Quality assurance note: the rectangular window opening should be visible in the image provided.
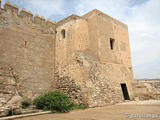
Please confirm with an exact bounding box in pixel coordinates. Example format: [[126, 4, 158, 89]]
[[110, 38, 115, 50]]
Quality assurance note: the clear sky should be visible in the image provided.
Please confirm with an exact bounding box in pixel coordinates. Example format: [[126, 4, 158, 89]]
[[1, 0, 160, 79]]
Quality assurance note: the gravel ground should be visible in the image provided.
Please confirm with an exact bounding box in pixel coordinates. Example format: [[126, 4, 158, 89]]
[[117, 100, 160, 105], [17, 101, 160, 120]]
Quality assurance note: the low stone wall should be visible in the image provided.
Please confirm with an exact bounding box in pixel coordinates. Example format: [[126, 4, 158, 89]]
[[133, 80, 160, 100]]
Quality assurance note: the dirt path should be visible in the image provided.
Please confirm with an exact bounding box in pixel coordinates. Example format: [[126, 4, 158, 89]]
[[17, 104, 160, 120]]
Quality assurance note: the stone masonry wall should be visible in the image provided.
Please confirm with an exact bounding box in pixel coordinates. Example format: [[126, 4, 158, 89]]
[[0, 2, 56, 107], [0, 65, 23, 108]]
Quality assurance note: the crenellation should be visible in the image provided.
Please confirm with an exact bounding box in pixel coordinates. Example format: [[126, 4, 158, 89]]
[[20, 8, 33, 21], [35, 13, 40, 17], [4, 2, 19, 16], [47, 18, 52, 22], [0, 1, 57, 32], [33, 15, 45, 25], [46, 19, 56, 28], [41, 16, 45, 21], [5, 0, 11, 5], [52, 20, 56, 24]]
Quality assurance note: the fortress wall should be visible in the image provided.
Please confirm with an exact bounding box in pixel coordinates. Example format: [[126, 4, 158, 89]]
[[0, 2, 56, 101], [56, 20, 73, 66], [85, 12, 122, 63], [55, 18, 89, 66], [84, 14, 99, 59], [91, 13, 131, 65], [96, 14, 118, 63], [112, 22, 132, 67], [72, 19, 89, 51], [83, 9, 129, 65]]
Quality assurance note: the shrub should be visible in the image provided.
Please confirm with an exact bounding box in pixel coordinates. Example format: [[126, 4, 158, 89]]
[[33, 91, 74, 113], [77, 104, 88, 109], [21, 101, 30, 109], [72, 104, 88, 110]]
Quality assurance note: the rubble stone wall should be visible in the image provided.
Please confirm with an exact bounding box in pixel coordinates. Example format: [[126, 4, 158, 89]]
[[133, 80, 160, 100]]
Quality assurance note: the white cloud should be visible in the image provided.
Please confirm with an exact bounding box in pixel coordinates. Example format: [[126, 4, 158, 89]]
[[26, 0, 66, 18], [127, 0, 160, 79], [75, 0, 130, 21]]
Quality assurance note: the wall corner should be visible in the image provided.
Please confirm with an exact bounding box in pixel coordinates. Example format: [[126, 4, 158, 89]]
[[0, 0, 1, 8]]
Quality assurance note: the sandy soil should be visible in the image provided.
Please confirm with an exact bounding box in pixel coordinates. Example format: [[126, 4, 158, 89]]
[[17, 101, 160, 120]]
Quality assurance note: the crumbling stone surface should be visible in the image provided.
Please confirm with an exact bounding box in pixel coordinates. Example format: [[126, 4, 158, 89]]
[[8, 95, 23, 106], [0, 105, 23, 117], [0, 107, 10, 117], [56, 75, 84, 105], [0, 10, 11, 27], [55, 51, 128, 107], [0, 66, 15, 107], [0, 65, 23, 110]]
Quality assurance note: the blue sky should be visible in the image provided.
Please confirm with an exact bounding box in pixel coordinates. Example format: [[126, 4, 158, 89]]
[[1, 0, 160, 79]]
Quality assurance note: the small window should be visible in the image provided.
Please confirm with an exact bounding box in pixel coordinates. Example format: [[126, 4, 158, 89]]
[[61, 29, 65, 39], [110, 38, 115, 50], [25, 41, 27, 48]]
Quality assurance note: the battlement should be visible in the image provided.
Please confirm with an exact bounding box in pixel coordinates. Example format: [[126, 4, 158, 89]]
[[4, 1, 19, 16], [20, 8, 33, 20], [33, 14, 45, 25], [0, 1, 56, 33]]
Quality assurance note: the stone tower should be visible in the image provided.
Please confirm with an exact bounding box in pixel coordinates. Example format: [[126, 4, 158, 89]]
[[55, 9, 134, 106]]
